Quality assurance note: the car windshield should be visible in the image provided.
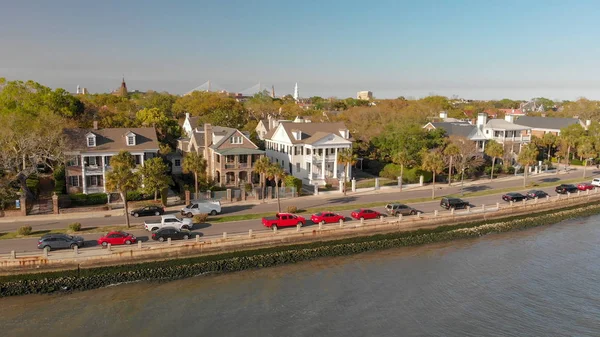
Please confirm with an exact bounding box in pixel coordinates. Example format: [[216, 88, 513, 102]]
[[314, 212, 323, 216], [353, 209, 361, 213], [185, 203, 193, 208]]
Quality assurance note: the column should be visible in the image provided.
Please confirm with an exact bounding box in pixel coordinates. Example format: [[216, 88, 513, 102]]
[[333, 148, 338, 178], [102, 155, 107, 193], [309, 159, 314, 180], [321, 149, 326, 179], [247, 154, 252, 170], [81, 155, 87, 194]]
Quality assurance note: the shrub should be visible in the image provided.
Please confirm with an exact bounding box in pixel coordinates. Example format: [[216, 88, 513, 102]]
[[160, 188, 168, 207], [69, 193, 107, 206], [570, 159, 584, 166], [244, 183, 253, 193], [379, 163, 402, 180], [17, 226, 32, 236], [68, 222, 82, 232], [506, 167, 515, 174], [126, 191, 144, 201], [404, 167, 432, 184], [543, 160, 554, 169], [287, 206, 298, 213], [193, 213, 209, 223], [484, 166, 501, 176], [324, 183, 332, 189], [284, 176, 302, 194]]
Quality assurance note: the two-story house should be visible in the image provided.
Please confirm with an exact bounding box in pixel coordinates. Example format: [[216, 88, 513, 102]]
[[264, 121, 353, 186], [63, 122, 160, 194], [255, 115, 293, 140], [178, 116, 265, 187], [512, 116, 585, 137]]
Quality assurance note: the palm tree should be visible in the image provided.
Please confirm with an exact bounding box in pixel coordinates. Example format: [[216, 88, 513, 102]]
[[443, 143, 460, 186], [421, 149, 445, 199], [541, 133, 557, 161], [484, 140, 504, 181], [392, 149, 412, 191], [105, 151, 140, 229], [266, 163, 286, 213], [254, 156, 271, 201], [577, 137, 597, 178], [517, 143, 539, 187], [182, 152, 207, 199], [337, 148, 357, 195]]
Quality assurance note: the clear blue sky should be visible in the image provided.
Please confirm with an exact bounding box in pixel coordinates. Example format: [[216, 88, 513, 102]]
[[2, 0, 600, 100]]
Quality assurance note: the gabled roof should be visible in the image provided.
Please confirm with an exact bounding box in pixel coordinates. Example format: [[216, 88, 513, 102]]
[[64, 127, 159, 153], [485, 119, 530, 131], [265, 121, 351, 144], [429, 122, 475, 138], [210, 126, 239, 149], [188, 116, 199, 128], [258, 119, 269, 131], [514, 116, 580, 131]]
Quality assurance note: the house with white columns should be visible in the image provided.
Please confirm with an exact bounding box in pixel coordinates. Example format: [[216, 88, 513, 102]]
[[63, 123, 160, 194], [264, 120, 353, 186]]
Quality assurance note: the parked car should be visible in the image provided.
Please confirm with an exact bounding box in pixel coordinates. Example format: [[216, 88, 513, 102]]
[[385, 203, 417, 216], [97, 231, 137, 247], [262, 213, 306, 229], [592, 178, 600, 188], [526, 190, 549, 199], [440, 197, 469, 210], [555, 184, 578, 194], [350, 209, 381, 220], [130, 205, 164, 217], [151, 227, 191, 242], [311, 212, 344, 224], [181, 200, 221, 217], [144, 214, 193, 231], [502, 192, 527, 202], [37, 234, 84, 251], [577, 182, 594, 191]]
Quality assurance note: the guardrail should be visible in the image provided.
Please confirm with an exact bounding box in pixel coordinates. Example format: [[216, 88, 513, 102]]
[[2, 188, 599, 268]]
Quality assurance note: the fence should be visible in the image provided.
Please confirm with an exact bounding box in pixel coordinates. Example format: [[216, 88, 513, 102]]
[[3, 188, 599, 268]]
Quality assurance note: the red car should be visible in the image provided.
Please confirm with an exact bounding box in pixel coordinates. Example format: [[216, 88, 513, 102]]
[[311, 212, 344, 224], [577, 183, 594, 191], [97, 231, 137, 247], [261, 213, 306, 229], [350, 209, 381, 220]]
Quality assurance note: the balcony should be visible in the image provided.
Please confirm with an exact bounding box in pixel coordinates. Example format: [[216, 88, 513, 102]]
[[312, 155, 336, 163], [223, 163, 252, 170], [492, 135, 531, 143], [84, 165, 103, 174]]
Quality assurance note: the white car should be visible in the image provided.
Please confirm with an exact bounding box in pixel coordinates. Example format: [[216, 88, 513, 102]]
[[592, 178, 600, 187], [144, 215, 193, 231], [181, 200, 221, 217]]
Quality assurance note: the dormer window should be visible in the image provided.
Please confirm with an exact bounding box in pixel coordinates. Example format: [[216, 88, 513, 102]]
[[125, 132, 136, 146], [339, 129, 349, 139], [230, 136, 242, 144], [292, 130, 302, 140], [86, 134, 96, 147]]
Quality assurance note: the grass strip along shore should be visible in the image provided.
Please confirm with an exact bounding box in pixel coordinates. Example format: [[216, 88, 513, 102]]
[[1, 201, 599, 297]]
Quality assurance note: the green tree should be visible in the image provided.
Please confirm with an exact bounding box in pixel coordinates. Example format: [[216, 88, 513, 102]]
[[540, 133, 557, 160], [559, 124, 584, 168], [421, 149, 445, 199], [517, 144, 539, 187], [266, 163, 286, 213], [105, 151, 140, 228], [139, 157, 173, 201], [443, 143, 460, 185], [577, 137, 597, 178], [182, 152, 207, 197], [392, 149, 413, 191], [254, 156, 272, 201], [337, 148, 357, 195], [484, 140, 504, 181]]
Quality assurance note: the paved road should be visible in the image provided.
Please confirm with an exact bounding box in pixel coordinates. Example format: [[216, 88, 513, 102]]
[[0, 169, 595, 255]]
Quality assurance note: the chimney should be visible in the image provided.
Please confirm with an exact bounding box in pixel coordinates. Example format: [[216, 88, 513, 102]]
[[186, 112, 190, 120], [93, 121, 98, 130], [586, 120, 591, 130], [204, 123, 212, 175], [439, 111, 448, 119], [476, 113, 487, 127], [504, 115, 514, 123]]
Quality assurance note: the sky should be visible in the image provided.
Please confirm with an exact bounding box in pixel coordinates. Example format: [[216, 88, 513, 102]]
[[2, 0, 600, 100]]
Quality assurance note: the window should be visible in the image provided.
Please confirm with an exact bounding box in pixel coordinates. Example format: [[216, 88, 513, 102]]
[[296, 163, 300, 173], [127, 135, 136, 146], [174, 159, 181, 167], [87, 136, 96, 147], [67, 156, 79, 167], [69, 176, 79, 187], [230, 136, 242, 144], [87, 156, 97, 166], [135, 156, 141, 165]]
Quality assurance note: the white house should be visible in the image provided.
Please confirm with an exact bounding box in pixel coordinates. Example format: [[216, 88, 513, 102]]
[[255, 115, 292, 140], [264, 121, 353, 186]]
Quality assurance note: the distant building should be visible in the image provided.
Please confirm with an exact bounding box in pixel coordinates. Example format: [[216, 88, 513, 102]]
[[357, 91, 373, 100], [112, 78, 128, 97]]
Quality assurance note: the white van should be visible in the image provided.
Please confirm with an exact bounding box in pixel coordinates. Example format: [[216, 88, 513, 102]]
[[181, 200, 221, 217], [592, 178, 600, 187]]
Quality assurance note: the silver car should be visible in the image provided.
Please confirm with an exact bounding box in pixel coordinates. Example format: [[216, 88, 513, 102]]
[[37, 234, 84, 251]]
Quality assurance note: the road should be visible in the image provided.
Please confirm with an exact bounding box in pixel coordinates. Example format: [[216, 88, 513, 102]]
[[0, 169, 595, 254]]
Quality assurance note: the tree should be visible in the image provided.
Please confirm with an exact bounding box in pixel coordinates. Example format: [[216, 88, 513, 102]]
[[139, 157, 173, 201], [421, 149, 445, 199], [540, 133, 557, 161], [105, 151, 140, 228], [577, 137, 597, 178], [559, 124, 584, 169], [443, 143, 460, 185], [450, 136, 485, 191], [484, 140, 504, 181], [337, 148, 357, 195], [182, 152, 207, 198], [517, 144, 539, 187], [254, 156, 272, 201], [392, 149, 413, 191], [266, 163, 286, 213]]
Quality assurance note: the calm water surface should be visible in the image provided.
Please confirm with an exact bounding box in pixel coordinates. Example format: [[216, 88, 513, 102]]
[[1, 216, 600, 337]]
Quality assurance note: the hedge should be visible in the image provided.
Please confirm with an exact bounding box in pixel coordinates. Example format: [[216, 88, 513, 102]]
[[53, 166, 66, 194], [2, 202, 600, 297], [69, 193, 107, 206], [26, 175, 40, 198]]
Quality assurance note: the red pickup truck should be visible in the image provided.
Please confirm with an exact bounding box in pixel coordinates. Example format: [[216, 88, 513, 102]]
[[262, 213, 306, 229]]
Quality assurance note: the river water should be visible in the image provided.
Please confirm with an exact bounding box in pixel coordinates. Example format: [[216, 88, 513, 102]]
[[1, 215, 600, 337]]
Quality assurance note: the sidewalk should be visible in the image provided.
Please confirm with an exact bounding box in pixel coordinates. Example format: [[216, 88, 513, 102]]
[[0, 168, 583, 224]]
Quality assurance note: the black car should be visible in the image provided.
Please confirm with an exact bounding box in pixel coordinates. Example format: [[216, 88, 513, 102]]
[[555, 184, 578, 194], [131, 205, 165, 217], [526, 190, 549, 199], [151, 227, 191, 242], [502, 192, 527, 202], [440, 197, 469, 210], [37, 234, 84, 251]]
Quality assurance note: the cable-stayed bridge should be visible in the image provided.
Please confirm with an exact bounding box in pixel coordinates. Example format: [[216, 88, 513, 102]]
[[185, 81, 274, 96]]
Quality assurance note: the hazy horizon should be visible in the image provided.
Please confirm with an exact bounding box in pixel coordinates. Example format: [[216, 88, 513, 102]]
[[2, 0, 600, 100]]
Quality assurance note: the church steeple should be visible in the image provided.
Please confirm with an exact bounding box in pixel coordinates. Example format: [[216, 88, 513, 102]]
[[116, 76, 128, 97]]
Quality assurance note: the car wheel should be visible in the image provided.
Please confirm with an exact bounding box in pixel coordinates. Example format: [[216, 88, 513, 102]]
[[125, 240, 131, 245], [151, 227, 159, 231], [210, 210, 217, 216], [320, 220, 325, 225], [272, 224, 278, 230], [43, 245, 51, 251], [101, 242, 108, 247], [133, 213, 139, 217], [410, 210, 416, 215], [183, 235, 189, 240], [182, 225, 190, 230], [155, 211, 160, 216], [70, 244, 77, 249], [158, 237, 165, 242], [298, 222, 303, 227], [186, 212, 193, 218]]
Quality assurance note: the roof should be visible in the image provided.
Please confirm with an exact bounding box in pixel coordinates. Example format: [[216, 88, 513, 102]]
[[188, 116, 199, 128], [264, 121, 351, 144], [191, 131, 205, 147], [514, 116, 580, 131], [64, 127, 159, 153], [429, 122, 475, 138], [210, 126, 240, 149], [213, 148, 265, 155], [259, 119, 269, 131], [499, 108, 524, 115], [485, 119, 530, 131]]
